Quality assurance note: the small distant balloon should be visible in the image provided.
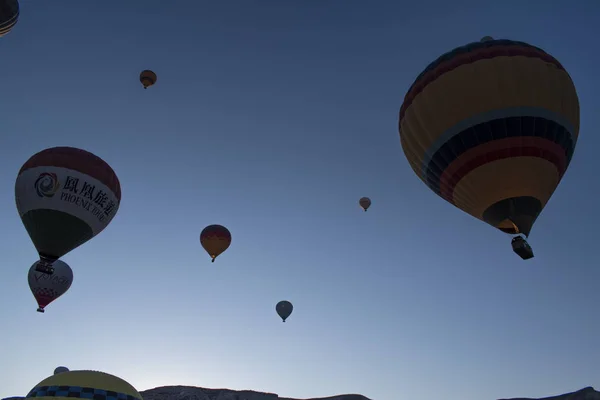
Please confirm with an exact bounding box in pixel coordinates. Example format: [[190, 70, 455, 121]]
[[480, 35, 494, 42], [359, 197, 371, 212], [140, 70, 157, 89], [200, 224, 231, 262], [54, 366, 69, 375], [276, 300, 293, 322], [28, 260, 73, 313]]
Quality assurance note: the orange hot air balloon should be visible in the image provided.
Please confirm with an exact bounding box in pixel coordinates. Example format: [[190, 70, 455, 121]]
[[200, 224, 231, 262], [15, 147, 121, 273], [139, 70, 157, 89], [359, 197, 371, 211]]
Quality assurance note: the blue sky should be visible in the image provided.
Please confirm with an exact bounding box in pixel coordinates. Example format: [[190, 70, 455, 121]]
[[1, 1, 599, 399]]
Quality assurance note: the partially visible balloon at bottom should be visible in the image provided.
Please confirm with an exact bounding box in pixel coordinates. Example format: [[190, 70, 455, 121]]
[[26, 370, 143, 400]]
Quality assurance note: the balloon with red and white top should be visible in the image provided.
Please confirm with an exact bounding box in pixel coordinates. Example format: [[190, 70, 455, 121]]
[[15, 147, 121, 265]]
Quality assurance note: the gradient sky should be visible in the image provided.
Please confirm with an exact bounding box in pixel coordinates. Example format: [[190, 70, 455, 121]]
[[1, 1, 600, 400]]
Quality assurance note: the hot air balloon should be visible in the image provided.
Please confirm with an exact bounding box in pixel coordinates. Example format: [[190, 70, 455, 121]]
[[399, 36, 579, 260], [359, 197, 371, 212], [200, 224, 231, 262], [0, 0, 19, 38], [26, 370, 143, 400], [28, 259, 73, 313], [53, 366, 69, 375], [15, 147, 121, 273], [276, 300, 293, 322], [140, 70, 157, 89]]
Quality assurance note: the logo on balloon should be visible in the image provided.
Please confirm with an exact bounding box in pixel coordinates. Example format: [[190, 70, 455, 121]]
[[34, 173, 60, 198]]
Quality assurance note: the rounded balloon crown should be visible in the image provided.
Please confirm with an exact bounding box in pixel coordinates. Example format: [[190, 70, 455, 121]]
[[276, 300, 293, 308], [399, 36, 568, 121], [200, 224, 232, 242], [18, 146, 122, 201], [201, 224, 231, 234], [140, 69, 157, 79], [54, 366, 69, 374]]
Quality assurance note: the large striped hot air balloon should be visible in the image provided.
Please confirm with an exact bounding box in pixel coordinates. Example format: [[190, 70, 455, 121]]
[[15, 147, 121, 273], [399, 36, 579, 259], [200, 224, 231, 262], [26, 370, 142, 400], [0, 0, 19, 37]]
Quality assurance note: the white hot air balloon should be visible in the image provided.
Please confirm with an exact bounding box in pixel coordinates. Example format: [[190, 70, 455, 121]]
[[28, 260, 73, 313]]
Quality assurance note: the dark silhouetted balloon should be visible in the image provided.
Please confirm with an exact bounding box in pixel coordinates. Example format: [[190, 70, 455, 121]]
[[276, 300, 293, 322], [200, 224, 231, 262], [359, 197, 371, 212], [140, 70, 157, 89]]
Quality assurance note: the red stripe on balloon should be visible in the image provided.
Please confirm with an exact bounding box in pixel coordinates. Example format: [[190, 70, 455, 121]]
[[440, 139, 567, 202], [19, 147, 121, 200], [399, 44, 564, 122]]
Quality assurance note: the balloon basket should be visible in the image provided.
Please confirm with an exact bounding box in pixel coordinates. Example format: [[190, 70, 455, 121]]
[[35, 264, 54, 275], [511, 236, 534, 260]]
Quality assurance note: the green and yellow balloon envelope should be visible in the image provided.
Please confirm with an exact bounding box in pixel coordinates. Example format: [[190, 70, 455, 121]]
[[26, 370, 142, 400]]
